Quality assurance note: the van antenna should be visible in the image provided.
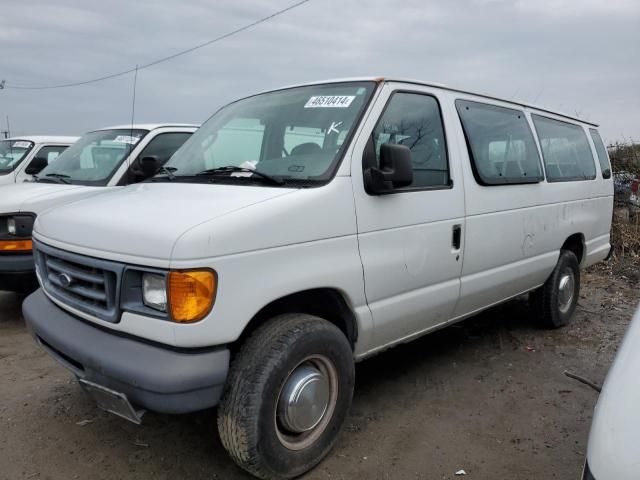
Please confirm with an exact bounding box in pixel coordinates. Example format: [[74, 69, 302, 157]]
[[127, 65, 139, 186]]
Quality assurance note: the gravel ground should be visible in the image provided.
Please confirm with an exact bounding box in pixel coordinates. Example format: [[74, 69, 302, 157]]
[[1, 269, 638, 480]]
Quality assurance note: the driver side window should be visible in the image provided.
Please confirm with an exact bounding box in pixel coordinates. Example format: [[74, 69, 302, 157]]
[[371, 92, 450, 189]]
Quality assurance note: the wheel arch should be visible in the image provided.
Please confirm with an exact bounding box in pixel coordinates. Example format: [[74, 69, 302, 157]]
[[561, 233, 586, 266], [234, 288, 359, 352]]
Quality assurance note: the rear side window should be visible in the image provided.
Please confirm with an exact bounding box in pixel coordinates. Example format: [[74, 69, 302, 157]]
[[456, 100, 543, 185], [532, 115, 596, 182], [589, 128, 612, 179], [371, 92, 449, 189]]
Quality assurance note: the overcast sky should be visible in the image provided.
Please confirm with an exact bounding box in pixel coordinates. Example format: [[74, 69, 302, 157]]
[[1, 0, 638, 144]]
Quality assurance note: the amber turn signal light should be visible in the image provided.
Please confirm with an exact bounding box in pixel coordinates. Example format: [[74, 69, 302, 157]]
[[0, 239, 33, 252], [168, 270, 216, 322]]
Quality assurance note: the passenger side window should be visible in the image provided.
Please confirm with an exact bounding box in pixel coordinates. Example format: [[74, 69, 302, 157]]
[[137, 132, 193, 167], [456, 100, 543, 185], [589, 128, 612, 179], [29, 145, 68, 168], [371, 92, 449, 189], [532, 115, 596, 182]]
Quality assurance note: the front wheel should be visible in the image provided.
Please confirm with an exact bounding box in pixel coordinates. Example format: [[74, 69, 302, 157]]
[[217, 314, 354, 480], [530, 250, 580, 328]]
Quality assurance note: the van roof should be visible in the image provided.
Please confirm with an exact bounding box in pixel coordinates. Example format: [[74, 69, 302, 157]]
[[5, 135, 79, 144], [95, 123, 199, 132], [275, 77, 599, 127]]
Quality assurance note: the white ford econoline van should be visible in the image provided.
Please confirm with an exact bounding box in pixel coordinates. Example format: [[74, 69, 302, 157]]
[[0, 124, 197, 292], [23, 78, 613, 479], [0, 136, 78, 184]]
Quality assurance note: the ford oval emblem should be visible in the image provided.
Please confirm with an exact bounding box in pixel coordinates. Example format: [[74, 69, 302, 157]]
[[58, 273, 73, 288]]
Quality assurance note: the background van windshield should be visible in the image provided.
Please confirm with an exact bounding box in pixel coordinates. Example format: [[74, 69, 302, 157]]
[[0, 140, 34, 174], [38, 129, 148, 186], [166, 82, 375, 184]]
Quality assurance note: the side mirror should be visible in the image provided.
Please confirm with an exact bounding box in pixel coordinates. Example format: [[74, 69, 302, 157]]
[[363, 143, 413, 194], [138, 155, 160, 178], [24, 157, 48, 175], [602, 168, 611, 180]]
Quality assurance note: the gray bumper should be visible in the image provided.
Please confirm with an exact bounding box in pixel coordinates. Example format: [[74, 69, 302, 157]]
[[23, 289, 230, 414], [0, 253, 36, 291]]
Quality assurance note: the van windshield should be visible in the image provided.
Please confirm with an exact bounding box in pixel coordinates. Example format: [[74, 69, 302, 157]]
[[165, 82, 376, 186], [0, 140, 34, 174], [37, 129, 148, 186]]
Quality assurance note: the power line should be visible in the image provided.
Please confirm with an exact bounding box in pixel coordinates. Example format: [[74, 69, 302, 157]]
[[3, 0, 312, 90]]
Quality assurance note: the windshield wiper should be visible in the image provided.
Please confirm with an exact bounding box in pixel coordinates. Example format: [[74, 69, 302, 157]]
[[154, 166, 177, 180], [195, 166, 285, 186], [36, 173, 72, 184]]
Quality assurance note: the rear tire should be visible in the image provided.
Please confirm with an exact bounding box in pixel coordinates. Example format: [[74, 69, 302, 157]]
[[217, 314, 354, 480], [530, 250, 580, 328]]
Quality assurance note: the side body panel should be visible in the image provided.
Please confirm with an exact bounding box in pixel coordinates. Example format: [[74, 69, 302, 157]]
[[449, 93, 613, 318]]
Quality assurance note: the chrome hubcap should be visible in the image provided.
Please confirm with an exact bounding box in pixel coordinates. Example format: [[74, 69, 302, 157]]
[[558, 269, 575, 313], [278, 365, 329, 433], [275, 355, 338, 451]]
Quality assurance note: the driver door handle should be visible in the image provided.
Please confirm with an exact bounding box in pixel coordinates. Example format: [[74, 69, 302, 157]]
[[452, 224, 462, 250]]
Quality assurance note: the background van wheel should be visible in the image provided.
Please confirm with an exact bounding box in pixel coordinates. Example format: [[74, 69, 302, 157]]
[[530, 250, 580, 328], [217, 314, 354, 480]]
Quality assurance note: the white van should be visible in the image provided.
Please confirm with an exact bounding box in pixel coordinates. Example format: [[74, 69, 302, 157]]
[[0, 136, 78, 184], [583, 304, 640, 480], [23, 78, 613, 479], [0, 124, 197, 292]]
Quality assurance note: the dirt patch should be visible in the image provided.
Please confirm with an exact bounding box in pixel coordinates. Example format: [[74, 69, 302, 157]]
[[1, 272, 639, 480]]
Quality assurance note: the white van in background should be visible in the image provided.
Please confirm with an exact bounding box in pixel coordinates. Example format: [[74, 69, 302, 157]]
[[23, 78, 613, 479], [0, 124, 197, 292], [0, 136, 78, 184]]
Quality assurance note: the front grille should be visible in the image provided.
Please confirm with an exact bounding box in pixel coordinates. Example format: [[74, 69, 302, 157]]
[[34, 241, 124, 323]]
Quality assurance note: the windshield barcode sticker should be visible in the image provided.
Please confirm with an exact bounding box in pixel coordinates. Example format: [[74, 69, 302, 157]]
[[12, 141, 31, 148], [113, 135, 140, 144], [304, 96, 355, 108]]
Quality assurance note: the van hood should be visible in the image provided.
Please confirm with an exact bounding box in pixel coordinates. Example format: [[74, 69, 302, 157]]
[[0, 182, 107, 214], [587, 305, 640, 480], [34, 182, 298, 265]]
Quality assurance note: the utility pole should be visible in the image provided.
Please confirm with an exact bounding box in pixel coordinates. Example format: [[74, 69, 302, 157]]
[[0, 81, 8, 138]]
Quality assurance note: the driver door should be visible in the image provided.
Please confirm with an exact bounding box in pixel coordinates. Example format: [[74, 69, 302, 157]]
[[352, 84, 466, 350]]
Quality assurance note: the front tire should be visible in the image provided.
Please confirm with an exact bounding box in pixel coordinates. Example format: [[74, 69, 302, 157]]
[[217, 314, 354, 480], [530, 250, 580, 328]]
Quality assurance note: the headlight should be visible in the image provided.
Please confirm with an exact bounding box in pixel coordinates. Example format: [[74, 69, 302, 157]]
[[142, 273, 167, 311], [168, 269, 217, 322], [1, 215, 34, 252]]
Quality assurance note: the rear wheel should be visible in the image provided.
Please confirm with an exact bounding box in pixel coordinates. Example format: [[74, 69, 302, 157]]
[[530, 250, 580, 328], [217, 314, 354, 480]]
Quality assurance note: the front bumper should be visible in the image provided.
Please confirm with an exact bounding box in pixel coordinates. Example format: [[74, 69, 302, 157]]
[[23, 289, 230, 414], [0, 253, 36, 292]]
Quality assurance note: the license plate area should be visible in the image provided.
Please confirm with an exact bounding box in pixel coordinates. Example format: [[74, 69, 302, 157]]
[[79, 379, 145, 424]]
